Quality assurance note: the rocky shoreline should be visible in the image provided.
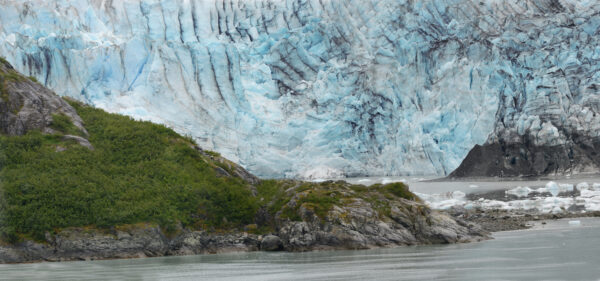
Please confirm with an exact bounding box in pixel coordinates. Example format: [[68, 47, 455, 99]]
[[447, 208, 600, 232], [0, 199, 489, 263], [4, 207, 598, 264]]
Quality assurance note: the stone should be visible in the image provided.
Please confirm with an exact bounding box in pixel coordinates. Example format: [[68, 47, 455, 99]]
[[260, 235, 283, 251], [0, 60, 86, 137]]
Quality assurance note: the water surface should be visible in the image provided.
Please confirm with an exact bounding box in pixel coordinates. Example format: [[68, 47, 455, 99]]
[[344, 174, 600, 195], [2, 218, 599, 280]]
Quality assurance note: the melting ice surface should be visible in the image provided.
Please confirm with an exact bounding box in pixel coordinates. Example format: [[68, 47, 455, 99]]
[[2, 218, 600, 280]]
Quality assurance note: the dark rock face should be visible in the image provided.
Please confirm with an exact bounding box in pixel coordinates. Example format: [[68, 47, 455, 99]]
[[275, 197, 488, 252], [450, 135, 600, 178], [0, 59, 86, 136], [0, 225, 262, 263], [260, 235, 283, 251]]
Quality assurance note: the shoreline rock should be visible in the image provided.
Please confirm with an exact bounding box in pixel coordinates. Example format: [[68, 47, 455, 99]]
[[0, 202, 490, 264], [9, 206, 598, 264]]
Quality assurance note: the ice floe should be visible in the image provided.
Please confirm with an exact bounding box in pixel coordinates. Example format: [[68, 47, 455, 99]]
[[419, 181, 600, 214]]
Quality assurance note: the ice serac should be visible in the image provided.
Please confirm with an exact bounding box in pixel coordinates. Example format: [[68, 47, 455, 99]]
[[0, 0, 599, 178]]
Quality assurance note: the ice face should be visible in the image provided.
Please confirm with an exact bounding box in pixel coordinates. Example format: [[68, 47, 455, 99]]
[[1, 0, 599, 178]]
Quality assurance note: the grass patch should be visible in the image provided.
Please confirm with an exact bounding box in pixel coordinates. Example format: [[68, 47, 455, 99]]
[[276, 181, 342, 221], [0, 69, 26, 83]]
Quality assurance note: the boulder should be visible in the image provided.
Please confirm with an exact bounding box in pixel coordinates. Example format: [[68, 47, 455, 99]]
[[260, 235, 283, 251]]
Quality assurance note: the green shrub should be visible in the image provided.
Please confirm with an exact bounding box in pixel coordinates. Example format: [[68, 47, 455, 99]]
[[49, 113, 83, 136], [382, 182, 417, 200]]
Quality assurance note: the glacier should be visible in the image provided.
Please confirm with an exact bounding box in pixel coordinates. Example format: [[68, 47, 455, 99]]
[[1, 0, 599, 178]]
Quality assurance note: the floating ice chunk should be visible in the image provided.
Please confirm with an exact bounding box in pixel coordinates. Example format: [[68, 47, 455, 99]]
[[357, 178, 372, 183], [568, 220, 581, 226], [545, 181, 560, 196], [576, 182, 590, 191], [381, 178, 392, 184], [541, 197, 573, 213], [381, 178, 405, 184], [544, 181, 573, 196], [415, 191, 467, 210], [559, 183, 574, 192], [451, 191, 466, 200], [550, 206, 563, 214], [580, 189, 600, 198], [480, 199, 509, 210], [593, 183, 600, 190], [429, 199, 466, 210], [468, 184, 479, 188], [506, 186, 532, 198]]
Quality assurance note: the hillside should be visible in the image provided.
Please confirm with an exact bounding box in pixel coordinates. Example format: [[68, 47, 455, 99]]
[[0, 60, 486, 262]]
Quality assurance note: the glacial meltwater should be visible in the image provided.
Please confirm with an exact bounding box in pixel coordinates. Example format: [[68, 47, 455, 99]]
[[1, 218, 599, 281]]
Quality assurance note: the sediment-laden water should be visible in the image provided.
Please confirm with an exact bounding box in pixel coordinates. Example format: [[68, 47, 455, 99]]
[[2, 218, 599, 281]]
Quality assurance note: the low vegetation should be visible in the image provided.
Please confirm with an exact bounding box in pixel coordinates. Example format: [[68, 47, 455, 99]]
[[49, 113, 84, 136], [0, 101, 259, 242], [256, 180, 419, 224]]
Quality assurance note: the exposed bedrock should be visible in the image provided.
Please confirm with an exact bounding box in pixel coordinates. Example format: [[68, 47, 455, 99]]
[[450, 135, 600, 178]]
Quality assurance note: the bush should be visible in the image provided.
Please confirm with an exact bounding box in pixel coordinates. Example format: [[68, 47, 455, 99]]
[[49, 113, 83, 136], [382, 182, 417, 200]]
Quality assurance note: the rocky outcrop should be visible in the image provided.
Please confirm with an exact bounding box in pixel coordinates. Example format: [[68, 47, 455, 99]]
[[0, 58, 86, 136], [276, 197, 486, 252], [0, 225, 261, 263], [450, 135, 600, 178]]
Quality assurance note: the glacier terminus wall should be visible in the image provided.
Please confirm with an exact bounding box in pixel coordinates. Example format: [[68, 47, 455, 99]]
[[1, 0, 599, 178]]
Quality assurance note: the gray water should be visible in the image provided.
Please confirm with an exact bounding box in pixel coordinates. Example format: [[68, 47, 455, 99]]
[[343, 174, 600, 195], [2, 218, 600, 281]]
